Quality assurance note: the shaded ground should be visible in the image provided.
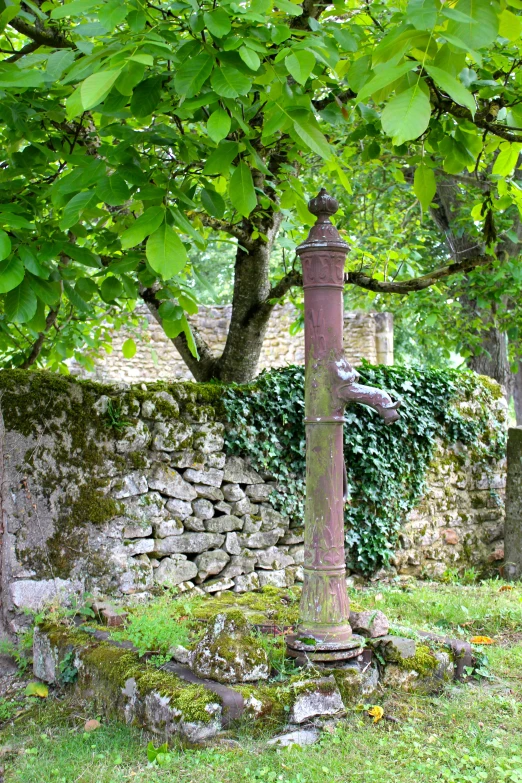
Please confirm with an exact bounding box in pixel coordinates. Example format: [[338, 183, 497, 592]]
[[1, 579, 522, 783]]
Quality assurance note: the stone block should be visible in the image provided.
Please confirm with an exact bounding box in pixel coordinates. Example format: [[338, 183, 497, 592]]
[[169, 450, 205, 469], [221, 551, 257, 579], [215, 500, 232, 515], [245, 484, 273, 502], [232, 498, 259, 516], [288, 545, 304, 565], [11, 578, 79, 612], [154, 555, 198, 586], [222, 483, 245, 502], [116, 420, 151, 453], [191, 612, 269, 682], [349, 610, 389, 638], [192, 498, 214, 520], [152, 532, 225, 555], [205, 515, 243, 533], [257, 569, 287, 588], [225, 532, 241, 555], [184, 468, 224, 487], [193, 484, 224, 502], [124, 538, 155, 556], [154, 519, 184, 538], [111, 472, 148, 498], [223, 456, 263, 484], [152, 421, 192, 452], [290, 677, 344, 724], [370, 635, 416, 663], [165, 497, 193, 520], [202, 577, 235, 593], [206, 452, 226, 469], [237, 529, 285, 549], [123, 523, 153, 539], [149, 464, 197, 501], [141, 392, 179, 420], [255, 546, 295, 570], [233, 572, 260, 593], [195, 550, 230, 582], [184, 516, 206, 532], [259, 505, 288, 531], [192, 423, 225, 454], [243, 516, 262, 533]]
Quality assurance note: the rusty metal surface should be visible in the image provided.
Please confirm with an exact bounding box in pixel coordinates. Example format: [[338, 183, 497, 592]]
[[288, 189, 401, 662]]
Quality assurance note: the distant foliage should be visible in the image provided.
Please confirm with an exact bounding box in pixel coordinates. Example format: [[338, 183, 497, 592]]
[[224, 364, 506, 574]]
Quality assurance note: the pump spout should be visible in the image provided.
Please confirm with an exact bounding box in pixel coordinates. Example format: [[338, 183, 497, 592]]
[[332, 357, 401, 425], [338, 382, 401, 425]]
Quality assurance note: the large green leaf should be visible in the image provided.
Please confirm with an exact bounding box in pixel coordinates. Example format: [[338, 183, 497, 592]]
[[5, 280, 37, 323], [201, 188, 226, 218], [203, 141, 240, 175], [96, 174, 131, 206], [204, 8, 232, 37], [413, 164, 436, 211], [0, 229, 10, 262], [0, 256, 24, 293], [130, 76, 164, 118], [381, 83, 431, 145], [146, 222, 188, 279], [447, 0, 499, 50], [120, 206, 165, 250], [79, 69, 122, 111], [289, 110, 332, 160], [0, 69, 44, 88], [211, 67, 251, 98], [27, 274, 61, 306], [50, 0, 99, 18], [239, 45, 261, 71], [207, 108, 231, 143], [284, 50, 316, 85], [100, 276, 124, 301], [356, 61, 419, 103], [59, 192, 96, 231], [174, 53, 214, 98], [405, 0, 438, 30], [229, 162, 257, 217], [492, 143, 521, 176], [424, 65, 476, 115]]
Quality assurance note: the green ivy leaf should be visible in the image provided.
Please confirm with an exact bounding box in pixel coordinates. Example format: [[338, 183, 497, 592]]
[[5, 279, 37, 323], [146, 222, 188, 279], [229, 162, 257, 217], [381, 83, 431, 146], [207, 108, 231, 144]]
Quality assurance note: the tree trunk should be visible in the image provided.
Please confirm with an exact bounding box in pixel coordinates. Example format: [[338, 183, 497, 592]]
[[467, 321, 513, 399]]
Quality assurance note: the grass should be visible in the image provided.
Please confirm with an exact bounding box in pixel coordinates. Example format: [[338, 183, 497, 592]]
[[2, 579, 522, 783]]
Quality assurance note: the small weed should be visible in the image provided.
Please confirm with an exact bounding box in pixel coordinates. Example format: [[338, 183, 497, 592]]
[[104, 400, 130, 431], [254, 632, 299, 680], [59, 651, 78, 684]]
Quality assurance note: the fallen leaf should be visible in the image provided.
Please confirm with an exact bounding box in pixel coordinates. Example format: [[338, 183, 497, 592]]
[[470, 636, 495, 645], [374, 593, 384, 602], [25, 682, 48, 698], [368, 705, 384, 724], [84, 719, 101, 732], [499, 585, 514, 592]]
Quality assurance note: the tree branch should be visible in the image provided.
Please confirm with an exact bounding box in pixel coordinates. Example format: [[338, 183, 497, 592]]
[[266, 269, 303, 301], [4, 41, 41, 62], [8, 16, 73, 49], [345, 253, 493, 294], [20, 303, 61, 369], [428, 83, 522, 143], [139, 285, 219, 382], [195, 213, 252, 248]]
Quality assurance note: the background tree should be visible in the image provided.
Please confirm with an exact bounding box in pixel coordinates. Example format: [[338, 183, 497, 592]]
[[0, 0, 522, 383]]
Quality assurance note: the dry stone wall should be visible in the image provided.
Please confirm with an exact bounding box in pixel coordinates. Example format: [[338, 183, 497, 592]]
[[73, 304, 394, 384], [0, 370, 506, 633]]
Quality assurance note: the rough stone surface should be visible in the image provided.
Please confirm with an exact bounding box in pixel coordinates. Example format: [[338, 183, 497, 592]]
[[154, 519, 184, 538], [371, 635, 417, 663], [349, 610, 390, 638], [192, 498, 215, 520], [153, 533, 225, 555], [290, 677, 344, 724], [205, 515, 243, 534], [11, 578, 78, 611], [267, 728, 320, 747], [223, 457, 264, 485], [191, 613, 270, 684], [154, 555, 198, 586], [195, 550, 230, 582], [148, 464, 197, 501], [256, 546, 295, 571], [165, 498, 193, 520]]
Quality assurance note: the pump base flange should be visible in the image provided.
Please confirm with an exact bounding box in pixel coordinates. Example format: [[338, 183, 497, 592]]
[[286, 633, 365, 664]]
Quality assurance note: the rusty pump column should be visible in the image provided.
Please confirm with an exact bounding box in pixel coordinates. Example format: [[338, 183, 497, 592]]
[[287, 190, 401, 664]]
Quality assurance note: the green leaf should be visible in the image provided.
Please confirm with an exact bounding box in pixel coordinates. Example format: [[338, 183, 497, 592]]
[[169, 207, 205, 248], [181, 314, 199, 359], [158, 301, 183, 320], [5, 279, 37, 323], [229, 162, 257, 217], [290, 109, 332, 160], [79, 69, 122, 111], [447, 0, 499, 50], [163, 319, 184, 338], [63, 281, 89, 311], [201, 188, 225, 218], [424, 65, 476, 115], [174, 53, 214, 98], [122, 338, 137, 358], [46, 50, 76, 81], [239, 45, 261, 71], [100, 276, 124, 301], [211, 67, 251, 98], [66, 245, 101, 268], [0, 229, 11, 262], [120, 206, 165, 250], [25, 682, 49, 698], [332, 27, 358, 52], [0, 3, 21, 34], [130, 76, 163, 118], [146, 222, 188, 279], [76, 277, 98, 300], [96, 174, 130, 206], [0, 256, 24, 293], [50, 0, 99, 18], [207, 108, 231, 144], [492, 143, 521, 176], [0, 68, 44, 88], [499, 8, 522, 40], [356, 61, 419, 103], [59, 192, 96, 231], [413, 164, 436, 211], [381, 83, 431, 146], [204, 8, 231, 37], [27, 274, 61, 306], [203, 141, 240, 175], [406, 0, 438, 30], [284, 50, 316, 85]]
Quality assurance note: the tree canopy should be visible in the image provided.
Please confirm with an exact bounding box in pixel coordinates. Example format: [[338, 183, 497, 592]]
[[0, 0, 521, 380]]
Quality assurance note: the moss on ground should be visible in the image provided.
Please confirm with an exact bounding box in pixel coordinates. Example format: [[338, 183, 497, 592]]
[[397, 644, 439, 676], [191, 586, 301, 628]]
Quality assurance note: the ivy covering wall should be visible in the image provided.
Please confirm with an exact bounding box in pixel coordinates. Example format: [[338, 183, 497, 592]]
[[224, 364, 507, 574]]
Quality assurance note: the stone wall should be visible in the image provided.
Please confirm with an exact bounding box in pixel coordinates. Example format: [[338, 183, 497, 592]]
[[73, 304, 394, 384], [0, 370, 506, 633]]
